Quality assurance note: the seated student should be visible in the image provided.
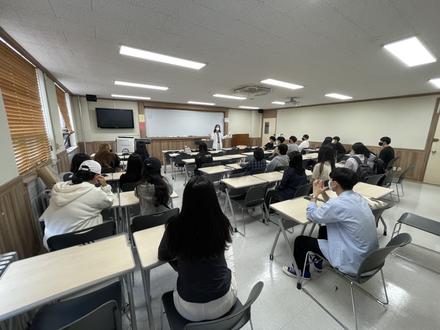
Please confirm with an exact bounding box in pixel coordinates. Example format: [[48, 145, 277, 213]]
[[158, 175, 236, 321], [94, 143, 121, 173], [344, 142, 376, 173], [269, 136, 287, 160], [312, 145, 335, 181], [135, 157, 172, 215], [331, 136, 346, 156], [240, 147, 267, 174], [62, 153, 91, 181], [378, 136, 395, 170], [264, 136, 276, 150], [287, 136, 299, 154], [194, 142, 213, 174], [119, 154, 143, 190], [134, 140, 150, 164], [298, 134, 310, 152], [272, 151, 307, 202], [276, 136, 286, 145], [40, 160, 114, 250], [266, 143, 289, 172], [283, 168, 378, 279]]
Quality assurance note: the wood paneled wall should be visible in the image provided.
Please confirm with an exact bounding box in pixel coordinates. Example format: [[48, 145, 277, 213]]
[[0, 176, 41, 258], [56, 150, 70, 173], [309, 141, 425, 181]]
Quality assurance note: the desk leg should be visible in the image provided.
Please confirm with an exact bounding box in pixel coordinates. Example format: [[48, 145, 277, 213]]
[[225, 188, 245, 237], [124, 206, 130, 233], [184, 164, 189, 185], [163, 154, 167, 174], [141, 269, 155, 330], [113, 208, 119, 233], [124, 273, 138, 330], [171, 158, 175, 180]]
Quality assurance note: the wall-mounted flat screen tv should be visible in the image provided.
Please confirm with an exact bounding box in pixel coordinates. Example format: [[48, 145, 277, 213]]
[[96, 108, 134, 129]]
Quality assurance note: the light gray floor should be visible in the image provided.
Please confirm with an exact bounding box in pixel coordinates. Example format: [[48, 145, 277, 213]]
[[127, 168, 440, 330]]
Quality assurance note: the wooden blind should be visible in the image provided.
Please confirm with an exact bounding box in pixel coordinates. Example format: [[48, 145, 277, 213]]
[[55, 85, 73, 132], [0, 42, 51, 174]]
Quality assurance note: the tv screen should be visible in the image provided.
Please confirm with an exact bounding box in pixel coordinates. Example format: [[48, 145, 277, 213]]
[[96, 108, 134, 129]]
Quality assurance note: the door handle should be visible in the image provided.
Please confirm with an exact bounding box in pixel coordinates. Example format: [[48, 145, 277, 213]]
[[432, 150, 437, 154], [433, 138, 439, 142]]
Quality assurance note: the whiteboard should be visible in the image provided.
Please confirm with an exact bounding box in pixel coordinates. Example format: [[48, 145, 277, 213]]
[[145, 108, 224, 137]]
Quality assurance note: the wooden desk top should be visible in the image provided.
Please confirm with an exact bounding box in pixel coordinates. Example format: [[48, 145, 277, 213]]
[[0, 235, 135, 321], [302, 153, 318, 160], [133, 226, 165, 270], [112, 191, 178, 208], [221, 175, 266, 189], [226, 163, 242, 170], [224, 154, 246, 160], [353, 182, 393, 199], [199, 165, 232, 175], [241, 151, 272, 156], [270, 197, 312, 224], [183, 154, 244, 164], [253, 171, 283, 183]]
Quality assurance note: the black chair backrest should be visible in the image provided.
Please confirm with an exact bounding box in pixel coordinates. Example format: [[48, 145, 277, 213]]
[[386, 157, 399, 170], [130, 208, 179, 233], [293, 183, 312, 198], [201, 161, 222, 168], [381, 170, 396, 187], [397, 165, 415, 183], [47, 221, 116, 251], [245, 184, 268, 206], [120, 182, 139, 192], [365, 174, 385, 186], [355, 233, 411, 283], [249, 168, 265, 175], [61, 300, 121, 330], [184, 282, 264, 330]]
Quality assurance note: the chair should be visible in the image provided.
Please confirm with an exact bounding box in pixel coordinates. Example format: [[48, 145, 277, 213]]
[[392, 165, 415, 199], [371, 201, 395, 236], [47, 221, 116, 251], [365, 174, 386, 186], [161, 281, 264, 330], [300, 233, 412, 330], [201, 161, 222, 168], [30, 281, 122, 330], [386, 157, 399, 171], [391, 212, 440, 273], [293, 183, 312, 198], [120, 182, 138, 192], [130, 208, 179, 233]]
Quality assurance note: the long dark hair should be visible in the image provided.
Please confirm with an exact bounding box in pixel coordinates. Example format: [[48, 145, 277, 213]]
[[126, 154, 143, 180], [199, 142, 209, 153], [135, 140, 150, 159], [317, 145, 336, 175], [70, 153, 91, 173], [141, 158, 170, 207], [289, 151, 305, 176], [352, 142, 371, 158], [167, 176, 232, 259], [213, 124, 221, 133], [322, 137, 332, 145]]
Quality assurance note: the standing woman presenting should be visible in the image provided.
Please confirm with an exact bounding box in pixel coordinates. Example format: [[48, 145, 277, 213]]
[[210, 124, 227, 150]]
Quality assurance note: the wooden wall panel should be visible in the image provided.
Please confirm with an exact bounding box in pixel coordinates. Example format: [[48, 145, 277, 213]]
[[56, 150, 70, 173], [249, 137, 262, 147], [309, 141, 425, 181], [0, 176, 41, 258]]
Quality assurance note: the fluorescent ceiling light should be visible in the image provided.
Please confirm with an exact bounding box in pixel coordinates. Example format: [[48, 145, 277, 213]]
[[383, 37, 436, 67], [261, 78, 304, 90], [325, 93, 353, 100], [272, 101, 285, 105], [188, 101, 216, 106], [114, 80, 168, 91], [429, 78, 440, 89], [239, 106, 259, 109], [120, 45, 206, 70], [213, 94, 247, 100], [111, 94, 151, 100]]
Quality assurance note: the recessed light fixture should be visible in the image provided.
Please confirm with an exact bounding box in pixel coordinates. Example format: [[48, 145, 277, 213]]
[[111, 94, 151, 100], [325, 93, 353, 100], [429, 78, 440, 89], [187, 101, 216, 106], [272, 101, 285, 105], [114, 80, 168, 91], [119, 45, 206, 70], [239, 106, 259, 109], [261, 78, 304, 90], [213, 94, 247, 100], [383, 36, 436, 67]]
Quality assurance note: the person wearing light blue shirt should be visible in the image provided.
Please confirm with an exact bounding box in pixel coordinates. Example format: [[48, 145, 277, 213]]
[[283, 168, 378, 279]]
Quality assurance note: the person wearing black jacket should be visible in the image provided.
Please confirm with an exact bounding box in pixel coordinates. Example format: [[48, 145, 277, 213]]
[[378, 136, 395, 170], [194, 142, 213, 174], [264, 136, 276, 150]]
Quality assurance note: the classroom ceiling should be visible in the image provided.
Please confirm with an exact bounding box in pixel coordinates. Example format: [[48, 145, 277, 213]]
[[1, 0, 440, 109]]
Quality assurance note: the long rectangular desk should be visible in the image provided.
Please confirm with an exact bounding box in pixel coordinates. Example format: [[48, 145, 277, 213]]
[[199, 165, 233, 175], [133, 226, 165, 330], [354, 182, 393, 199], [241, 151, 273, 157], [0, 235, 138, 329]]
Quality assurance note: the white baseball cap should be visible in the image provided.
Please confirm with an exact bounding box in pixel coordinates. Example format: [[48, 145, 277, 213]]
[[78, 160, 102, 175]]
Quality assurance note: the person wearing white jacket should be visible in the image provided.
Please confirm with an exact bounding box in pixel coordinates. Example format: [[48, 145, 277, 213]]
[[40, 160, 114, 250], [210, 124, 230, 150]]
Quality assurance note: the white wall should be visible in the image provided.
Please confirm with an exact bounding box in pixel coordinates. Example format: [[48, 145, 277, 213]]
[[276, 95, 438, 150], [228, 109, 262, 138], [0, 89, 19, 185], [78, 97, 140, 142]]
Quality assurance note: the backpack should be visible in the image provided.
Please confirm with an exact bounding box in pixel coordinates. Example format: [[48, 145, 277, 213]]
[[352, 156, 374, 182]]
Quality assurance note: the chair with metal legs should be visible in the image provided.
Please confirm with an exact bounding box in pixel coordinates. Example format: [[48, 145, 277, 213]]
[[392, 165, 415, 201], [371, 201, 395, 236], [299, 233, 412, 330]]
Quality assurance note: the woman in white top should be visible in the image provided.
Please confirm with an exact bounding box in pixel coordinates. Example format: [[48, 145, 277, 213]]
[[40, 160, 114, 250], [210, 124, 226, 150], [312, 145, 335, 181], [298, 134, 310, 152], [345, 142, 376, 172]]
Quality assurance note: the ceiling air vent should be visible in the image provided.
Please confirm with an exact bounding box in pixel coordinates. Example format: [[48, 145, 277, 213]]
[[232, 84, 272, 99]]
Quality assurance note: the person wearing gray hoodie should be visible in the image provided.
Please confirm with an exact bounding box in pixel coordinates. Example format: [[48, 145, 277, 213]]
[[40, 160, 114, 250]]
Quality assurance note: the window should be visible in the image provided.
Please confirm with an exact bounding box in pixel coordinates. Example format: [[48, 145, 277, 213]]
[[0, 41, 51, 174]]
